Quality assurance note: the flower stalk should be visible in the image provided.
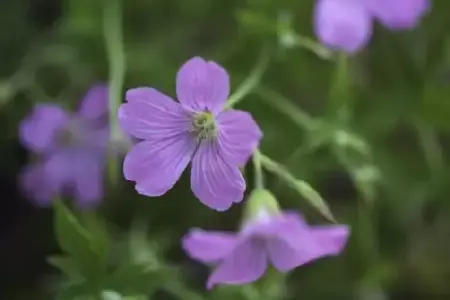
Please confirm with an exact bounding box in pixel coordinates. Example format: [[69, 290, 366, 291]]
[[226, 46, 270, 108], [103, 0, 126, 183]]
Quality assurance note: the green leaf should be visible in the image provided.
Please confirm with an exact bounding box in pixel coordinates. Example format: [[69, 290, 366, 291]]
[[79, 211, 111, 263], [101, 290, 123, 300], [54, 200, 92, 255], [106, 263, 158, 296], [47, 255, 84, 281], [53, 200, 110, 281], [55, 283, 92, 300]]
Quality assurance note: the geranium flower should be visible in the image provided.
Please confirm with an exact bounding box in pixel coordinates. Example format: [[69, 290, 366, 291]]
[[119, 57, 262, 211], [19, 84, 109, 207], [182, 210, 349, 289], [314, 0, 429, 53]]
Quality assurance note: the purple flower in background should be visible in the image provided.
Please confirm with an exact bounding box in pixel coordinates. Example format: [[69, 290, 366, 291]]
[[119, 57, 262, 211], [19, 84, 110, 207], [182, 210, 349, 289], [314, 0, 430, 53]]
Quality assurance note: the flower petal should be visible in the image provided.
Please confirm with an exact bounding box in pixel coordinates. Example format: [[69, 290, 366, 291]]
[[365, 0, 429, 29], [123, 134, 196, 196], [191, 141, 245, 211], [182, 229, 237, 263], [216, 109, 262, 166], [43, 150, 74, 194], [310, 225, 350, 256], [267, 213, 349, 272], [20, 164, 54, 206], [176, 57, 230, 114], [207, 238, 267, 289], [19, 104, 69, 153], [119, 87, 191, 140], [314, 0, 373, 54], [72, 151, 105, 207], [77, 83, 109, 120]]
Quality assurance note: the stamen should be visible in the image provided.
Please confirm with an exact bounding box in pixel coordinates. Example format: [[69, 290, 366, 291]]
[[192, 112, 217, 140]]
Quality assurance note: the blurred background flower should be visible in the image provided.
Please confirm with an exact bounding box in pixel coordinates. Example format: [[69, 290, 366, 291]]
[[19, 84, 109, 207]]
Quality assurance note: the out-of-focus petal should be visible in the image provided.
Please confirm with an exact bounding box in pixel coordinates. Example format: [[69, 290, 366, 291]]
[[19, 164, 54, 206], [123, 134, 196, 196], [19, 104, 69, 153], [176, 57, 230, 114], [191, 141, 245, 211], [216, 109, 262, 166], [77, 83, 109, 120], [310, 225, 350, 256], [42, 150, 73, 194], [72, 151, 104, 206], [83, 125, 110, 150], [242, 211, 307, 237], [267, 213, 349, 271], [182, 229, 237, 263], [314, 0, 373, 54], [207, 238, 267, 289], [119, 87, 191, 141], [365, 0, 429, 29]]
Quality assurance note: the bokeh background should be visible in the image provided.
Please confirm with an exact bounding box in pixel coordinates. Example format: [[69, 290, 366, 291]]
[[2, 0, 450, 299]]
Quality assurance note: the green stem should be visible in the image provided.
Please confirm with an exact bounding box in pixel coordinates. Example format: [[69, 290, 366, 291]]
[[257, 150, 297, 184], [258, 149, 334, 221], [416, 122, 444, 178], [252, 150, 264, 189], [328, 52, 351, 123], [289, 34, 334, 60], [226, 46, 270, 108], [255, 87, 317, 130], [103, 0, 126, 183]]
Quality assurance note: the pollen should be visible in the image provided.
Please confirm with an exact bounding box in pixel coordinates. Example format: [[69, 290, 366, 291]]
[[192, 112, 217, 140]]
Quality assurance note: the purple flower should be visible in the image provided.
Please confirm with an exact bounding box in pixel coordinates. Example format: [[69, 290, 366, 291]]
[[314, 0, 430, 53], [19, 84, 110, 207], [182, 210, 349, 289], [119, 57, 262, 211]]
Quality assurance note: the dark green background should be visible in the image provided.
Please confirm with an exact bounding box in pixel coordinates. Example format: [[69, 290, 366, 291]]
[[1, 0, 450, 299]]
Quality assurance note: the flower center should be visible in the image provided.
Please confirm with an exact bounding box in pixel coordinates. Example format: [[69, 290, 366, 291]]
[[192, 112, 217, 140], [57, 120, 84, 147]]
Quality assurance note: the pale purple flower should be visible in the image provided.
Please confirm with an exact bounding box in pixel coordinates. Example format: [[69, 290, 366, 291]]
[[19, 84, 109, 207], [182, 210, 349, 289], [314, 0, 430, 53], [118, 57, 262, 211]]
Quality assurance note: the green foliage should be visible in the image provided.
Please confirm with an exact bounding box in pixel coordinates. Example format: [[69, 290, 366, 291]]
[[4, 0, 450, 299], [51, 200, 155, 299]]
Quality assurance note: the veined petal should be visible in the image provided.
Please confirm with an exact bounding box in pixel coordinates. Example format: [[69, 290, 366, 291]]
[[77, 83, 109, 120], [314, 0, 373, 54], [217, 109, 262, 166], [119, 87, 191, 140], [72, 151, 104, 207], [191, 141, 245, 211], [182, 229, 237, 263], [207, 238, 267, 289], [176, 57, 230, 114], [123, 133, 196, 196], [365, 0, 429, 29], [19, 104, 69, 153]]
